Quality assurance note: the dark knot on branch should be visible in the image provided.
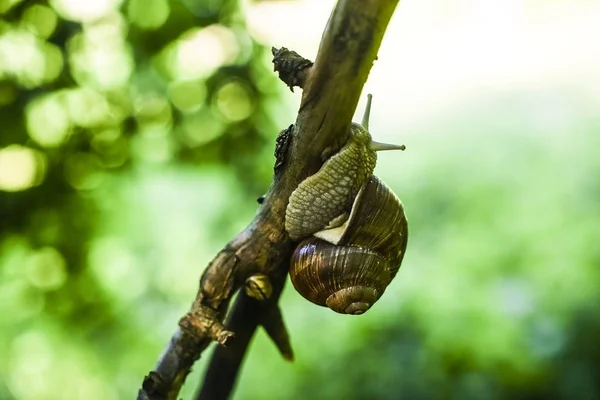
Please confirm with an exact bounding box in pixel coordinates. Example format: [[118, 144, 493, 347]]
[[271, 47, 313, 92]]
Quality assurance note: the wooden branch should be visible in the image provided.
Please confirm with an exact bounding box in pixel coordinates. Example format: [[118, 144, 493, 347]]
[[137, 1, 400, 399], [195, 277, 290, 400]]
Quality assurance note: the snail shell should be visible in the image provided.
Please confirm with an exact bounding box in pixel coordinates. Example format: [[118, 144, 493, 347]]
[[289, 175, 408, 315]]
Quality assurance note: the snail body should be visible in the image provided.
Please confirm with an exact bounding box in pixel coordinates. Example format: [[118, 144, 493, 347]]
[[284, 123, 376, 241], [285, 95, 408, 315]]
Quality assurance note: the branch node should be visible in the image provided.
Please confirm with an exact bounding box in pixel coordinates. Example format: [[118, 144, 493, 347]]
[[214, 328, 236, 347], [140, 371, 165, 399], [179, 310, 235, 347], [245, 273, 273, 301], [271, 47, 313, 91]]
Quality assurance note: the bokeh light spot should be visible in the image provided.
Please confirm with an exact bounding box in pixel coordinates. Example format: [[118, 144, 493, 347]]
[[0, 0, 24, 14], [50, 0, 123, 23], [41, 41, 64, 82], [63, 152, 104, 190], [25, 247, 67, 291], [127, 0, 170, 30], [0, 145, 46, 192], [64, 87, 110, 128], [134, 94, 172, 129], [68, 16, 133, 89], [0, 282, 45, 324], [172, 25, 239, 80], [89, 238, 148, 301], [214, 80, 254, 122], [22, 5, 58, 39], [529, 317, 566, 359], [181, 110, 224, 147], [9, 331, 55, 400], [91, 129, 129, 168], [26, 94, 71, 147], [167, 80, 206, 112], [0, 29, 63, 88], [131, 127, 174, 164]]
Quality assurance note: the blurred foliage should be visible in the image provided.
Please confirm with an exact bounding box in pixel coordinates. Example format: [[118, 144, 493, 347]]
[[0, 0, 285, 398], [1, 0, 600, 400]]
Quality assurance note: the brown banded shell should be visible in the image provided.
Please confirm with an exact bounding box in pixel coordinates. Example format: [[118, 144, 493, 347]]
[[315, 175, 408, 277], [289, 175, 408, 315], [290, 240, 390, 315]]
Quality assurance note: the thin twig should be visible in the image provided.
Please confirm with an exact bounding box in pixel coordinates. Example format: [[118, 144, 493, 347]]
[[195, 274, 289, 400]]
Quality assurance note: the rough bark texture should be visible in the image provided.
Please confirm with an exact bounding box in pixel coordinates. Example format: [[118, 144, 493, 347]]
[[137, 1, 400, 399]]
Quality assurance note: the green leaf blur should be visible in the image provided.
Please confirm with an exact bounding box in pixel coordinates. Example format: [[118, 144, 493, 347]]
[[0, 1, 598, 400]]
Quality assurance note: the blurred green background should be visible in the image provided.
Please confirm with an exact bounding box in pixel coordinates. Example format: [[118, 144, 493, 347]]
[[1, 0, 599, 399]]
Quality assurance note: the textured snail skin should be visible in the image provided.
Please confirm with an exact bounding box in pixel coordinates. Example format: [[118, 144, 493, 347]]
[[289, 176, 408, 315], [285, 123, 377, 241]]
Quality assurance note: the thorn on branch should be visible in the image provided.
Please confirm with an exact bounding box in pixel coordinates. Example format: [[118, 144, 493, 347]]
[[261, 305, 294, 361], [271, 47, 313, 91]]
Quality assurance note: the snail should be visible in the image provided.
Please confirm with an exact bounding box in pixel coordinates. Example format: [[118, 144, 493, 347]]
[[285, 94, 408, 315]]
